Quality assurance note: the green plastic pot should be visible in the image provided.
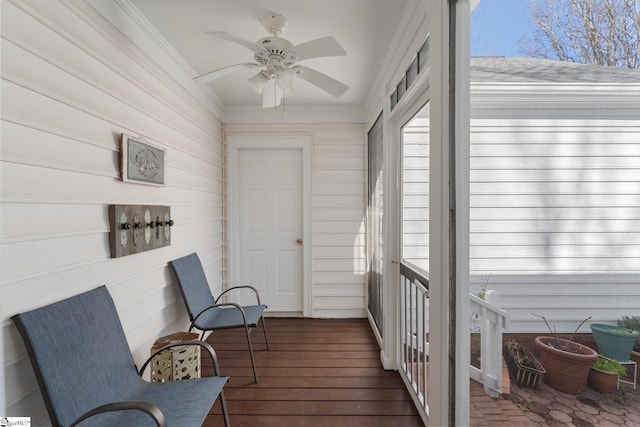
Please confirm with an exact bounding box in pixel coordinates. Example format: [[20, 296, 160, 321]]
[[590, 323, 639, 362]]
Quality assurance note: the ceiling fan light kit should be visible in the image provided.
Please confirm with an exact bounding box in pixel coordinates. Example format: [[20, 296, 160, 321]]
[[195, 12, 349, 110], [247, 71, 268, 93]]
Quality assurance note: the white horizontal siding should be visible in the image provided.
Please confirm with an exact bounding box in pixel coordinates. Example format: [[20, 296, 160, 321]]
[[470, 274, 640, 333], [312, 129, 366, 317], [470, 119, 640, 275], [402, 115, 430, 270], [1, 1, 224, 422], [469, 114, 640, 332]]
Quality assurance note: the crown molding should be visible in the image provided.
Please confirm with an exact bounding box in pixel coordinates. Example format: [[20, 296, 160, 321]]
[[85, 0, 224, 118], [114, 0, 196, 77]]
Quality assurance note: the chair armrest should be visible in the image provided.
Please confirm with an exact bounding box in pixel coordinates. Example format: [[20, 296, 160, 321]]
[[70, 400, 166, 427], [215, 285, 262, 305], [139, 340, 227, 378], [190, 302, 248, 332]]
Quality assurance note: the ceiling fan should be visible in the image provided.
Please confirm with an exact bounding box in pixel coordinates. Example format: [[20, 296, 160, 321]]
[[195, 13, 349, 108]]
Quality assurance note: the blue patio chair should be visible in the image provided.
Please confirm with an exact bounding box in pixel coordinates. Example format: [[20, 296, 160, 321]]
[[12, 285, 230, 427], [169, 252, 270, 383]]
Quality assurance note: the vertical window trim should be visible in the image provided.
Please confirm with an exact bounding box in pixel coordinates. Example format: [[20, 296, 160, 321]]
[[366, 113, 385, 338]]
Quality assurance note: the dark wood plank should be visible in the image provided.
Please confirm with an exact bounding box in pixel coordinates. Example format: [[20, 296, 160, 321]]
[[203, 415, 425, 427], [201, 318, 424, 426], [210, 356, 384, 368], [219, 376, 408, 389], [205, 350, 380, 361], [212, 400, 420, 415], [209, 342, 378, 351], [214, 366, 400, 378], [222, 387, 418, 401]]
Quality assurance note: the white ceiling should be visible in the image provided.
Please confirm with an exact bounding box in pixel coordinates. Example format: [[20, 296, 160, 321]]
[[129, 0, 412, 111]]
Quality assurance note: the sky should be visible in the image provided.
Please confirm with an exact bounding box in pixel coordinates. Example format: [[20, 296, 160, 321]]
[[471, 0, 534, 57]]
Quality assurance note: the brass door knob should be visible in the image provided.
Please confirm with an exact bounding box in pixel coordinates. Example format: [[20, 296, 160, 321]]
[[296, 239, 303, 245]]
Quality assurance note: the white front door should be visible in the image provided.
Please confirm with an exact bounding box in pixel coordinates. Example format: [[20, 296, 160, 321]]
[[228, 136, 311, 315], [238, 148, 303, 312]]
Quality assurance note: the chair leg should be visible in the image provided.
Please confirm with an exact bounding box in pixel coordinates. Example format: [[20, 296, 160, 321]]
[[219, 390, 230, 427], [244, 325, 259, 383], [261, 316, 270, 350]]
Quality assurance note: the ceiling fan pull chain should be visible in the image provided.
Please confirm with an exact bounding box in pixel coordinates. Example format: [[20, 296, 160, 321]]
[[283, 88, 286, 119]]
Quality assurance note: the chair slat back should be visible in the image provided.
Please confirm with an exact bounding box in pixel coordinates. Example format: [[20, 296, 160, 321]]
[[169, 253, 217, 321], [13, 286, 140, 427]]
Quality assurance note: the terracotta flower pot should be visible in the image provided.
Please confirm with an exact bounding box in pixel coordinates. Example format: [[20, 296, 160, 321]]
[[535, 336, 599, 394], [588, 367, 618, 394], [631, 351, 640, 385]]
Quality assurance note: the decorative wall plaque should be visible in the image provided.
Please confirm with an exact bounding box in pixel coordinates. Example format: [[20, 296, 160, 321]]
[[120, 134, 166, 186]]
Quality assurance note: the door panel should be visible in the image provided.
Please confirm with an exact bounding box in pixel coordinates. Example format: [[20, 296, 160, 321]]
[[239, 149, 303, 312]]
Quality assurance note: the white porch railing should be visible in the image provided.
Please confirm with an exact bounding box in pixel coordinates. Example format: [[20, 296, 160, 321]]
[[398, 262, 511, 418], [469, 291, 510, 398], [399, 261, 430, 420]]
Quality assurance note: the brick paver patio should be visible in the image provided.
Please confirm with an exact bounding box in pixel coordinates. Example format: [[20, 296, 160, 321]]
[[470, 370, 640, 426]]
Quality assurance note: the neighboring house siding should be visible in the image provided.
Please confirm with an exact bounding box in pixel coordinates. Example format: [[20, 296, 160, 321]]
[[225, 124, 366, 318], [402, 113, 430, 270], [470, 119, 640, 274], [1, 1, 224, 422], [469, 118, 640, 332]]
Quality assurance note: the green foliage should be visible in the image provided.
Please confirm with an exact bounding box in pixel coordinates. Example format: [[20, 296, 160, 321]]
[[617, 315, 640, 333], [592, 356, 627, 376], [617, 316, 640, 347], [476, 285, 487, 301]]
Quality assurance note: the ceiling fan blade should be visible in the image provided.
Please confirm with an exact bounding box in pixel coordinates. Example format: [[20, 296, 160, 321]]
[[194, 63, 259, 83], [262, 79, 282, 108], [205, 31, 267, 52], [293, 36, 346, 60], [296, 65, 349, 97]]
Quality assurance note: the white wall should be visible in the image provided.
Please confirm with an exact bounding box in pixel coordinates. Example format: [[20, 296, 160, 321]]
[[1, 0, 224, 421], [225, 123, 366, 318]]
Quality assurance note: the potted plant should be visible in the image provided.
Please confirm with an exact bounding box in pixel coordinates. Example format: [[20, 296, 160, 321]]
[[617, 315, 640, 385], [533, 314, 599, 394], [588, 355, 626, 393], [617, 315, 640, 351], [590, 322, 639, 362]]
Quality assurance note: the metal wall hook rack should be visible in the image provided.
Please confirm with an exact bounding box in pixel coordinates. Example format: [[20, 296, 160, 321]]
[[109, 205, 173, 258]]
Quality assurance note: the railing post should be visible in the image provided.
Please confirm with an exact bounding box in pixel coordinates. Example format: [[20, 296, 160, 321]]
[[468, 291, 509, 398], [484, 291, 503, 397]]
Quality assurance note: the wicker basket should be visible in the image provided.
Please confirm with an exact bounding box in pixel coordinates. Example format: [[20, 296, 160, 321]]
[[503, 340, 545, 388]]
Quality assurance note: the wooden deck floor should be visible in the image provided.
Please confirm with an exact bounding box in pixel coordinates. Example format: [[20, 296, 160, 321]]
[[201, 318, 424, 427]]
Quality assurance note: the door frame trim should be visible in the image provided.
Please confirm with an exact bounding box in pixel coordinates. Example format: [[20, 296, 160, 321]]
[[227, 135, 312, 317]]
